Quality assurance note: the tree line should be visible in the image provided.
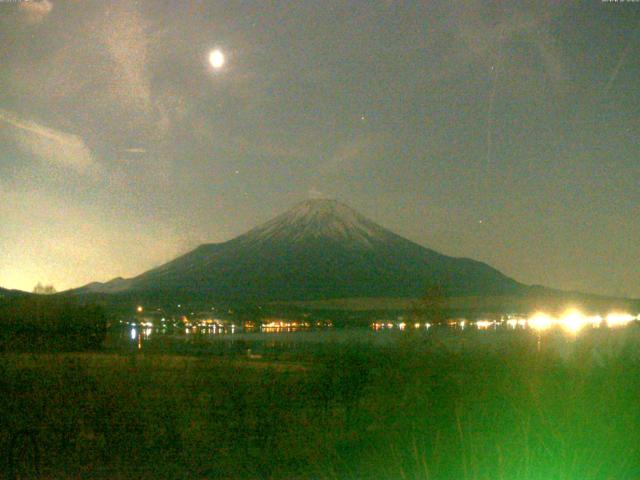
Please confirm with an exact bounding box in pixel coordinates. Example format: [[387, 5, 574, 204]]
[[0, 296, 107, 351]]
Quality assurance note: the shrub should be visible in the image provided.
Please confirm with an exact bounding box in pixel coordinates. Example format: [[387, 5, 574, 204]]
[[0, 297, 107, 351]]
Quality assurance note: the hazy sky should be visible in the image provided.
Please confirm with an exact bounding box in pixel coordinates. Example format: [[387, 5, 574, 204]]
[[1, 0, 638, 297]]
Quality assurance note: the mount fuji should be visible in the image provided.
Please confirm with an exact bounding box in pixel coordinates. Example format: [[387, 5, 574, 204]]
[[75, 199, 524, 302]]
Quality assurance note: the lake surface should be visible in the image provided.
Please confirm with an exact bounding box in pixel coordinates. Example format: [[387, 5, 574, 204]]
[[118, 311, 640, 360]]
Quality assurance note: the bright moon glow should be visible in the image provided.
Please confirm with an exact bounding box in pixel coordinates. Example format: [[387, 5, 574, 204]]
[[209, 49, 225, 69]]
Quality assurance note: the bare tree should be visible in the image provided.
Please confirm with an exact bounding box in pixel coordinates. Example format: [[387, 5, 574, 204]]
[[411, 283, 448, 325], [33, 283, 57, 295]]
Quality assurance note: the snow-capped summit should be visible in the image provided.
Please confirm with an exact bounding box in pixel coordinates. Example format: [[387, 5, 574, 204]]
[[74, 199, 524, 301], [240, 199, 393, 247]]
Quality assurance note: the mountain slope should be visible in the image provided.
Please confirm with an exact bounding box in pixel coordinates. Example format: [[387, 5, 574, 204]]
[[77, 199, 524, 301], [0, 287, 30, 300]]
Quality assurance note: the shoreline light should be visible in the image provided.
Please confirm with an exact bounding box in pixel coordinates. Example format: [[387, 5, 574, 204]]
[[476, 320, 495, 330], [477, 309, 636, 335], [606, 312, 635, 328], [528, 312, 553, 331], [560, 309, 589, 334]]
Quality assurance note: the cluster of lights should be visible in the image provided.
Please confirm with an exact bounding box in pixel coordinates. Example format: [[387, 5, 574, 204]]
[[129, 304, 636, 340], [261, 320, 311, 331], [130, 326, 152, 340], [475, 310, 638, 334], [124, 320, 157, 328], [505, 318, 528, 329], [371, 322, 431, 330], [476, 320, 495, 330], [369, 311, 637, 334], [181, 318, 234, 333]]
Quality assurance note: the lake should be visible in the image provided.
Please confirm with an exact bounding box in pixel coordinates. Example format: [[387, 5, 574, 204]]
[[120, 310, 640, 361]]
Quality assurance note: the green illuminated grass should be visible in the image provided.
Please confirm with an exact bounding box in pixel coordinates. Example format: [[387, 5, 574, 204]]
[[1, 327, 640, 479]]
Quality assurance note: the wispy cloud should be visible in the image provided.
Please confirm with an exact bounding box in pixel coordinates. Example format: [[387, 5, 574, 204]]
[[318, 134, 386, 176], [0, 108, 97, 174], [18, 0, 53, 24], [307, 187, 329, 199], [604, 20, 640, 95], [99, 1, 152, 112], [416, 2, 566, 92]]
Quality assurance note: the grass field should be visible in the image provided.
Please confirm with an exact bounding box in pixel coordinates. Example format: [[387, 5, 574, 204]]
[[2, 326, 640, 479]]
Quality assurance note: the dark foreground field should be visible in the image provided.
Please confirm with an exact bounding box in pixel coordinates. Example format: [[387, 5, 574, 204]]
[[2, 328, 640, 479]]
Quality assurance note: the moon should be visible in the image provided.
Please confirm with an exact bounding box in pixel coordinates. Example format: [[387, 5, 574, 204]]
[[208, 49, 225, 69]]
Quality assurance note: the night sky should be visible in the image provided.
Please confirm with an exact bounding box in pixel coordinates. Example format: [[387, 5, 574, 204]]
[[0, 0, 638, 297]]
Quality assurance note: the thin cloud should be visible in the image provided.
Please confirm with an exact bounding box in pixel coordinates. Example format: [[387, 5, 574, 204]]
[[98, 1, 152, 112], [422, 2, 567, 91], [0, 108, 97, 174], [95, 1, 174, 141], [318, 134, 386, 176], [18, 0, 53, 24], [604, 20, 640, 95], [307, 187, 329, 199]]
